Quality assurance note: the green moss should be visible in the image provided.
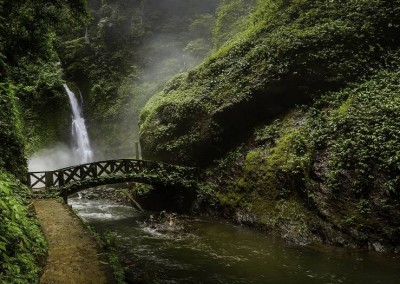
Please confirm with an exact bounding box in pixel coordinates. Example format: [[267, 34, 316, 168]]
[[201, 66, 400, 249], [238, 112, 311, 202], [254, 119, 281, 145], [140, 0, 400, 166], [315, 69, 400, 196], [212, 0, 257, 49]]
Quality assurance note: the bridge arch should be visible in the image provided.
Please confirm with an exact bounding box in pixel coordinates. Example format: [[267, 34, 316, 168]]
[[27, 159, 198, 198]]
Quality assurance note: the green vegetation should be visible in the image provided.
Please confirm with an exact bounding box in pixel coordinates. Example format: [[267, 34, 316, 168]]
[[307, 69, 400, 198], [1, 0, 400, 280], [60, 0, 218, 157], [82, 225, 126, 284], [202, 67, 400, 249], [139, 0, 400, 250], [0, 171, 47, 284], [0, 0, 89, 154], [140, 0, 400, 166], [0, 84, 26, 180], [212, 0, 257, 48], [0, 1, 88, 282]]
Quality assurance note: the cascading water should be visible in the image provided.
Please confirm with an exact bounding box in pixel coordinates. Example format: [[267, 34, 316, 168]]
[[64, 84, 93, 164]]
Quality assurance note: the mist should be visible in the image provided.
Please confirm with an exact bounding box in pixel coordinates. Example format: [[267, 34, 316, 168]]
[[29, 0, 221, 165], [28, 143, 80, 172], [84, 0, 219, 159]]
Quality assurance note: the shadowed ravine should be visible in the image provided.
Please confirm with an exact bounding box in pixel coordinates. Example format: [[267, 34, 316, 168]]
[[69, 188, 400, 284], [2, 1, 400, 283]]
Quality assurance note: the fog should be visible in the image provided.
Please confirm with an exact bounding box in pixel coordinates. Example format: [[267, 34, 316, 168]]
[[89, 0, 219, 159], [28, 0, 220, 170], [28, 144, 80, 172]]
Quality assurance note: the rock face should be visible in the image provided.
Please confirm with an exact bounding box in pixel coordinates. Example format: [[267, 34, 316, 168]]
[[201, 73, 400, 251], [139, 0, 400, 251], [139, 0, 400, 167]]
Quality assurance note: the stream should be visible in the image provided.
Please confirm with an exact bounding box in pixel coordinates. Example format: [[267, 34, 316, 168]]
[[68, 189, 400, 284]]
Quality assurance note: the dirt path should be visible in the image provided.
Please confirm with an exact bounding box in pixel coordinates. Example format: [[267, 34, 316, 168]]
[[33, 199, 113, 284]]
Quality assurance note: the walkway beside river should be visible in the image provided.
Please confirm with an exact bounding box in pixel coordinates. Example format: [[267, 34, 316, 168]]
[[33, 199, 113, 284]]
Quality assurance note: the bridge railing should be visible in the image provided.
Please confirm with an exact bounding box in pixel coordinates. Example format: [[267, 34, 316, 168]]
[[27, 159, 195, 189]]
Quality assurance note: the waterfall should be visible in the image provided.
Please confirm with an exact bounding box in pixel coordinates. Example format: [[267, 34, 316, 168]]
[[64, 84, 93, 164], [85, 27, 90, 44]]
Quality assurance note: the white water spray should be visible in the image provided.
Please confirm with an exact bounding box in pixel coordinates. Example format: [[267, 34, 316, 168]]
[[64, 84, 93, 164]]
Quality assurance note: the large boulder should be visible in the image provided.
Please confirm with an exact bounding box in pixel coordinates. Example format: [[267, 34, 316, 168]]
[[139, 0, 400, 166]]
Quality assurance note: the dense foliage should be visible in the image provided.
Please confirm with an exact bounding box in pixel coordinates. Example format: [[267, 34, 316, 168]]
[[139, 0, 400, 250], [0, 171, 47, 284], [0, 1, 88, 282], [308, 69, 400, 198], [140, 0, 400, 166], [0, 85, 26, 179], [212, 0, 256, 48], [209, 67, 400, 249], [0, 1, 399, 281], [0, 0, 89, 154]]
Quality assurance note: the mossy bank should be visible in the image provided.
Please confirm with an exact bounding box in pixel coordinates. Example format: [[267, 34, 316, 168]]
[[140, 0, 400, 251]]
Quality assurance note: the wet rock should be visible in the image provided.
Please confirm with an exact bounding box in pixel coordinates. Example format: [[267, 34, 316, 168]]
[[369, 242, 386, 252], [75, 185, 133, 205], [234, 211, 258, 225]]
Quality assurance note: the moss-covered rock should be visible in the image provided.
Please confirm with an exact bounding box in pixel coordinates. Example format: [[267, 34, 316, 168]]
[[304, 69, 400, 250], [202, 68, 400, 251], [140, 0, 400, 166], [59, 0, 219, 158]]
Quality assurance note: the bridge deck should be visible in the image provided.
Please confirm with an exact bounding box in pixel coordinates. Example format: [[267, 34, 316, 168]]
[[27, 159, 196, 191]]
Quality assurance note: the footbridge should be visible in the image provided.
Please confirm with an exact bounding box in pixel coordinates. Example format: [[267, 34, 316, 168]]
[[27, 159, 198, 198]]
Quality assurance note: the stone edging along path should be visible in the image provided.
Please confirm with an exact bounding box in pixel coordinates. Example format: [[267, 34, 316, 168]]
[[33, 199, 114, 284]]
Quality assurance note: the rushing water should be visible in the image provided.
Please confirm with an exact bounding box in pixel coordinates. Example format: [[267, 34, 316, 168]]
[[69, 192, 400, 284], [64, 84, 93, 164], [28, 85, 93, 172]]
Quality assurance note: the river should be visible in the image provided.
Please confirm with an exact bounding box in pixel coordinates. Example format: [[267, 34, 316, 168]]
[[68, 189, 400, 284]]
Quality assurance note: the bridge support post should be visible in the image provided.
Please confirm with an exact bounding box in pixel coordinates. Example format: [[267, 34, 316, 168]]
[[26, 173, 31, 187], [135, 141, 140, 160], [124, 160, 130, 174], [79, 166, 84, 180], [45, 172, 54, 189], [92, 164, 98, 178], [58, 172, 65, 187]]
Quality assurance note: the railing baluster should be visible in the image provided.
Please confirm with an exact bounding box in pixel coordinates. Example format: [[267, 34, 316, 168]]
[[110, 161, 115, 174], [92, 163, 98, 178], [80, 166, 85, 180], [58, 171, 65, 186], [45, 172, 54, 188], [135, 142, 140, 159], [26, 173, 32, 187]]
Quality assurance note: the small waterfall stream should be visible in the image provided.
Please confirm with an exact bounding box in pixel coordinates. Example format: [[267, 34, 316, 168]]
[[64, 84, 93, 164]]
